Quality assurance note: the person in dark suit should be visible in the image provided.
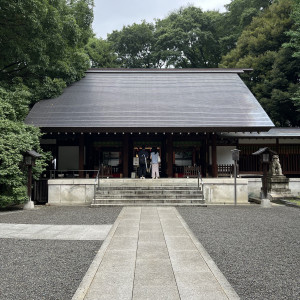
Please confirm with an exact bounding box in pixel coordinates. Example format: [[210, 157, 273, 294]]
[[138, 145, 148, 179]]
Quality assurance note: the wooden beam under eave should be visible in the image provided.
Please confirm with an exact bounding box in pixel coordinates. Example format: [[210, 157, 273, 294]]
[[79, 135, 84, 178], [166, 134, 173, 178], [122, 134, 129, 178], [212, 134, 218, 178]]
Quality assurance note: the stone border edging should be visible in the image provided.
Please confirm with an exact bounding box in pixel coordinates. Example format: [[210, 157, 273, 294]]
[[71, 208, 125, 300], [174, 208, 240, 300], [280, 199, 300, 209]]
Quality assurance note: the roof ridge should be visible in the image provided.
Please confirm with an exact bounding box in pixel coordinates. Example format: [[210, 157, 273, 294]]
[[85, 68, 253, 74]]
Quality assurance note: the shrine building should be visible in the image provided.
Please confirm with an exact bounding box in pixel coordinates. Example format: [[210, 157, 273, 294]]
[[25, 68, 280, 178]]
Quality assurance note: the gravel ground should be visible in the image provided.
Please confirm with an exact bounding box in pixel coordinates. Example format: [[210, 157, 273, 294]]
[[0, 206, 122, 300], [0, 239, 101, 300], [0, 205, 122, 225], [178, 204, 300, 300]]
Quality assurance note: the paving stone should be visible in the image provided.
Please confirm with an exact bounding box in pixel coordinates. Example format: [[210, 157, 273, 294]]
[[72, 206, 239, 300], [132, 284, 180, 300]]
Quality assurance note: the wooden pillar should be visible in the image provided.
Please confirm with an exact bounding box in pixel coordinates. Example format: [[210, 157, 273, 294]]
[[166, 134, 173, 178], [192, 149, 196, 166], [212, 133, 218, 178], [200, 137, 207, 177], [79, 134, 84, 178], [128, 136, 133, 176], [206, 135, 210, 177], [122, 134, 129, 178], [276, 138, 279, 154]]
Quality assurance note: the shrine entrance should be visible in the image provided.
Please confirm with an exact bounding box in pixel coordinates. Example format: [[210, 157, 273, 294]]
[[85, 133, 208, 178]]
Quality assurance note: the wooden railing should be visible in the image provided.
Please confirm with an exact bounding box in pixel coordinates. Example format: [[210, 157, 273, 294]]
[[183, 166, 201, 178], [217, 164, 235, 177], [49, 166, 120, 179]]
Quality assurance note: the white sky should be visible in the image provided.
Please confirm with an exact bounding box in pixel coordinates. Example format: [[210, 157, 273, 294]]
[[93, 0, 231, 39]]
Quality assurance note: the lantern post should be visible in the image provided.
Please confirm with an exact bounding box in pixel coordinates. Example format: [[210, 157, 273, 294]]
[[252, 147, 276, 208], [231, 149, 240, 206], [23, 150, 42, 210]]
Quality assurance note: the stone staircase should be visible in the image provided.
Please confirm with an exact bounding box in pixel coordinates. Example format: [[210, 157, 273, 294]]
[[91, 178, 206, 206]]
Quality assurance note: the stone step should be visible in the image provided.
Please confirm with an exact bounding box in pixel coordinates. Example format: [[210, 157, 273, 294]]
[[91, 202, 207, 207], [92, 199, 206, 206], [97, 179, 203, 188], [91, 203, 207, 207], [97, 190, 203, 195], [95, 194, 203, 200], [98, 186, 203, 191], [93, 178, 204, 206]]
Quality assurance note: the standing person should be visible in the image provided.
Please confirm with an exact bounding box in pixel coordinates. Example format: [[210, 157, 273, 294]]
[[52, 157, 57, 170], [138, 145, 148, 179], [150, 147, 160, 179], [51, 156, 57, 178]]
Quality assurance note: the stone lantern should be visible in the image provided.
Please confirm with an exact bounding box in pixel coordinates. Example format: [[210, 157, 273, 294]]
[[252, 147, 276, 200], [253, 147, 292, 205]]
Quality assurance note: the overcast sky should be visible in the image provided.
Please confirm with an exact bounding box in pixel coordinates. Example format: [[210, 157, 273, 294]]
[[93, 0, 230, 39]]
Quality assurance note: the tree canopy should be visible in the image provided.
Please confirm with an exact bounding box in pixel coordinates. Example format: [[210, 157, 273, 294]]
[[284, 0, 300, 119], [85, 37, 120, 68], [0, 0, 94, 206], [221, 0, 300, 126], [108, 21, 156, 68], [154, 6, 221, 68], [102, 1, 276, 68], [220, 0, 275, 53]]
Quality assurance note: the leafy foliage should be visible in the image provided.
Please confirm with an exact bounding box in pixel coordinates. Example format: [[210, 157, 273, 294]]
[[108, 21, 156, 68], [284, 0, 300, 118], [0, 0, 94, 206], [221, 0, 300, 126], [0, 0, 93, 96], [0, 89, 50, 207], [221, 0, 275, 54], [85, 38, 120, 68], [104, 2, 275, 68], [154, 6, 221, 68]]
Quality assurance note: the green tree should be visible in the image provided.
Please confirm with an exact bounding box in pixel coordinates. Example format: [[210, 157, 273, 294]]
[[284, 0, 300, 118], [0, 88, 49, 207], [85, 37, 120, 68], [108, 21, 156, 68], [221, 0, 299, 126], [0, 0, 93, 96], [220, 0, 274, 54], [154, 6, 221, 68], [0, 0, 94, 207]]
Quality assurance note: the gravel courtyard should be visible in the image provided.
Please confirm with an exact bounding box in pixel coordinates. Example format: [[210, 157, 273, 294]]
[[0, 206, 122, 300], [0, 205, 299, 300], [178, 204, 300, 300]]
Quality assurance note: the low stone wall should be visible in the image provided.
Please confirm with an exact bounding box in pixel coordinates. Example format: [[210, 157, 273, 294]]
[[48, 179, 95, 205], [289, 178, 300, 196], [48, 178, 249, 205], [202, 178, 249, 204], [247, 178, 262, 198], [247, 178, 300, 198]]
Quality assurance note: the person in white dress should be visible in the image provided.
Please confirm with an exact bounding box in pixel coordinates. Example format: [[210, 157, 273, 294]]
[[150, 147, 160, 179]]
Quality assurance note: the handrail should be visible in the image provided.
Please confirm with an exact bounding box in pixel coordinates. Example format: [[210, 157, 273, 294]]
[[198, 170, 203, 192], [96, 167, 101, 190], [93, 167, 101, 205]]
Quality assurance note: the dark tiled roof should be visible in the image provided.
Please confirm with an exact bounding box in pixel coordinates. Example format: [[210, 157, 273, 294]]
[[25, 69, 274, 132], [219, 128, 300, 138]]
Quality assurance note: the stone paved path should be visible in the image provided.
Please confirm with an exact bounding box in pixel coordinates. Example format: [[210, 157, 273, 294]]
[[0, 223, 112, 240], [73, 207, 240, 300]]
